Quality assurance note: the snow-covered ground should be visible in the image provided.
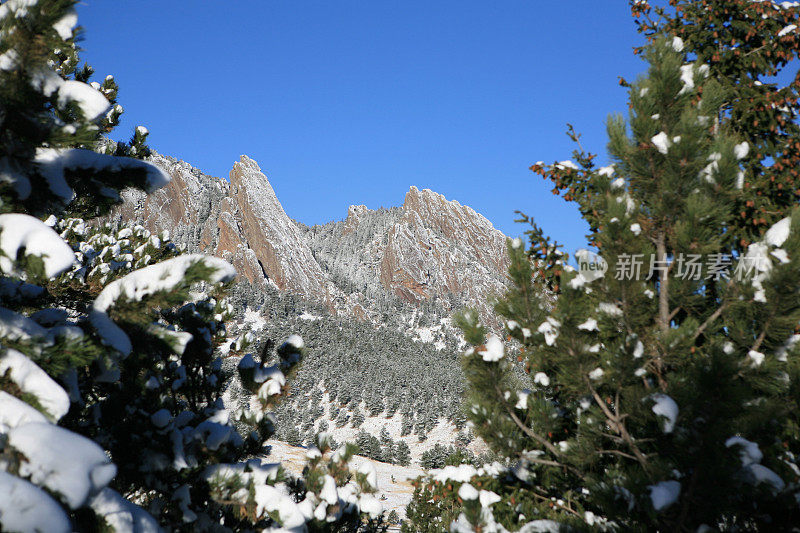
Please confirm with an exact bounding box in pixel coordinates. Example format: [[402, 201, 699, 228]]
[[265, 440, 425, 519], [298, 387, 489, 464]]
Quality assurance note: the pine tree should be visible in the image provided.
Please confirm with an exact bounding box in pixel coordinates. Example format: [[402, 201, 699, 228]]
[[407, 36, 800, 532], [0, 2, 385, 530], [630, 0, 800, 249], [395, 440, 412, 467]]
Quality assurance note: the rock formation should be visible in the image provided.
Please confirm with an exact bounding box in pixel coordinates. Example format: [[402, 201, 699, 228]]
[[109, 154, 509, 324]]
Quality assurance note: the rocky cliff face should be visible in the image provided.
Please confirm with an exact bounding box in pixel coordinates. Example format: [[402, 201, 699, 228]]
[[110, 154, 509, 324], [377, 186, 508, 321]]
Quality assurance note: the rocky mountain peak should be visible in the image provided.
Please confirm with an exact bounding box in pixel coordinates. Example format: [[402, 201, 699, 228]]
[[109, 155, 510, 326]]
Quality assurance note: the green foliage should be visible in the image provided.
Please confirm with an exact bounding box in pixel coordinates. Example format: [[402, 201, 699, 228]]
[[632, 0, 800, 248], [0, 2, 390, 531], [409, 24, 800, 531]]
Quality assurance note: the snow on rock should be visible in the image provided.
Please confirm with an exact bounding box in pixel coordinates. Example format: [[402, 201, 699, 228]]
[[0, 470, 71, 533], [0, 348, 70, 421], [765, 217, 791, 247], [0, 391, 48, 432], [8, 422, 117, 509], [90, 488, 161, 533], [648, 480, 681, 511], [478, 334, 504, 362], [57, 80, 110, 121], [0, 213, 75, 278], [649, 393, 678, 433]]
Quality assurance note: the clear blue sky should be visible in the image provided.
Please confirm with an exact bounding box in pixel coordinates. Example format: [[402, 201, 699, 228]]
[[76, 1, 646, 256]]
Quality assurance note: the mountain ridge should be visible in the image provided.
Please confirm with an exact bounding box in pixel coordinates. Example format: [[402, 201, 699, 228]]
[[109, 153, 510, 326]]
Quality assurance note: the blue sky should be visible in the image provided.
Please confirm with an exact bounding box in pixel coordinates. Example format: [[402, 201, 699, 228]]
[[76, 1, 646, 255]]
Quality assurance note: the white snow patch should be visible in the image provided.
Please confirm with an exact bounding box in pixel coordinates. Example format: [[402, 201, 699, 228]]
[[52, 8, 78, 40], [534, 372, 550, 386], [765, 217, 791, 247], [537, 317, 561, 346], [588, 367, 604, 380], [0, 214, 75, 278], [0, 348, 70, 421], [8, 422, 117, 509], [0, 391, 48, 432], [651, 132, 671, 154], [747, 350, 765, 367], [478, 335, 504, 362], [57, 80, 110, 121], [650, 393, 678, 433], [649, 480, 681, 511], [458, 483, 479, 500], [734, 142, 750, 160], [778, 24, 797, 37], [598, 303, 623, 317], [598, 165, 614, 177], [725, 436, 763, 466], [90, 488, 160, 533], [0, 470, 70, 533], [745, 464, 785, 492], [90, 254, 235, 355]]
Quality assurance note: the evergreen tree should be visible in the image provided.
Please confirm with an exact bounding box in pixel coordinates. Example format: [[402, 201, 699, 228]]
[[407, 36, 800, 532], [395, 440, 412, 467], [629, 0, 800, 249], [0, 2, 384, 530]]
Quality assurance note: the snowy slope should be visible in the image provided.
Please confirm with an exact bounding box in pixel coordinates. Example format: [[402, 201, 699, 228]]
[[266, 440, 425, 519]]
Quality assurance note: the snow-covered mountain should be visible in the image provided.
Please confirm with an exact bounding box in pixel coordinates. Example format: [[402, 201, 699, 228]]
[[110, 154, 510, 326], [107, 153, 514, 464]]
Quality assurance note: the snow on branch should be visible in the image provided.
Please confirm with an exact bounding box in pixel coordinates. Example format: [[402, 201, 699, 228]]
[[34, 148, 170, 203], [0, 347, 70, 421], [89, 255, 235, 355], [0, 214, 75, 278]]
